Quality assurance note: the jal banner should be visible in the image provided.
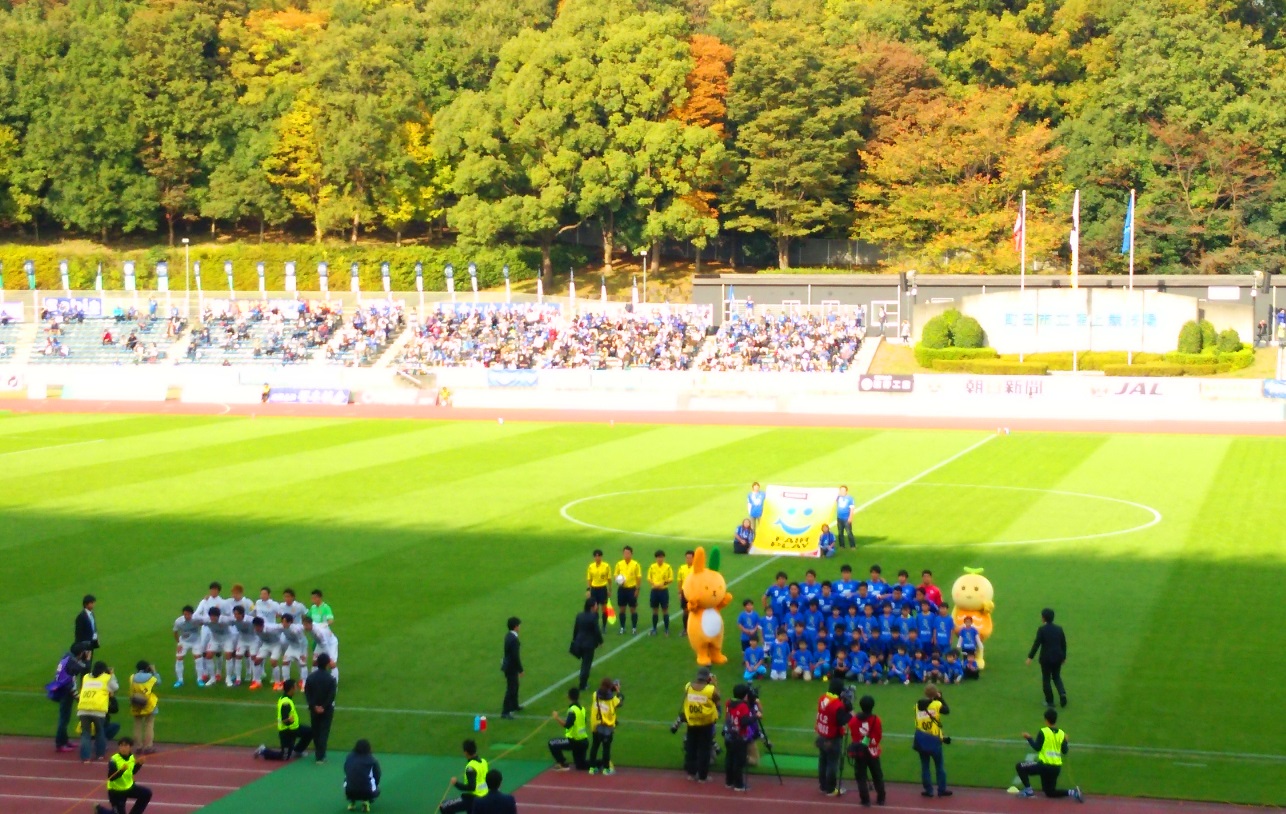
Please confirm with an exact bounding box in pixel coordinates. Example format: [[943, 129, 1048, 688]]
[[751, 485, 839, 557]]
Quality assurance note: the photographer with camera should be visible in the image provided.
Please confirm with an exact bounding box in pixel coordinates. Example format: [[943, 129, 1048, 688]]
[[673, 667, 720, 782], [723, 684, 754, 792], [913, 685, 953, 798], [847, 695, 885, 807], [815, 677, 853, 796]]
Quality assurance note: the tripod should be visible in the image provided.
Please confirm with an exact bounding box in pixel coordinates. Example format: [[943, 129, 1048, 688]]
[[751, 708, 784, 785]]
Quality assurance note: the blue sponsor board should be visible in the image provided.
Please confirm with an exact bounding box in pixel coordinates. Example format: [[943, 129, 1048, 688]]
[[487, 370, 539, 388], [266, 387, 350, 405], [43, 297, 104, 317], [438, 302, 561, 315], [1262, 380, 1286, 399]]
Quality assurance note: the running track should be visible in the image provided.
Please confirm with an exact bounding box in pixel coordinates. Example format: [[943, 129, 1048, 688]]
[[0, 736, 277, 814]]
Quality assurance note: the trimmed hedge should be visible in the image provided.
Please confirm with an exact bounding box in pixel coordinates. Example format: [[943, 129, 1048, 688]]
[[1177, 320, 1203, 353], [1200, 319, 1217, 350], [931, 359, 1050, 375], [997, 351, 1163, 371], [1101, 363, 1220, 377], [0, 242, 592, 291], [920, 317, 951, 350], [914, 345, 999, 367], [1217, 328, 1242, 353], [952, 315, 986, 348]]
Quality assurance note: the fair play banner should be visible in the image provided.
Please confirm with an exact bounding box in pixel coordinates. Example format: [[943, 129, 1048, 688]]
[[753, 485, 839, 557]]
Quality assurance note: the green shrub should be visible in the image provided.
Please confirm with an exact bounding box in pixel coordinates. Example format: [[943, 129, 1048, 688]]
[[1199, 319, 1217, 351], [951, 315, 986, 348], [919, 316, 951, 350], [931, 359, 1050, 375], [1216, 328, 1242, 353], [1222, 347, 1255, 370], [1177, 321, 1202, 353], [1164, 351, 1213, 365], [914, 345, 998, 367], [940, 308, 961, 328]]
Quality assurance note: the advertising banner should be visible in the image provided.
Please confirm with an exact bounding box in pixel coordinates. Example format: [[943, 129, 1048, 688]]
[[751, 484, 839, 558], [43, 297, 104, 317], [859, 374, 913, 393], [266, 387, 350, 405]]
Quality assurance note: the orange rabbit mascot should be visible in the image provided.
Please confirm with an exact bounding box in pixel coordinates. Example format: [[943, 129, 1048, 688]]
[[683, 547, 732, 666]]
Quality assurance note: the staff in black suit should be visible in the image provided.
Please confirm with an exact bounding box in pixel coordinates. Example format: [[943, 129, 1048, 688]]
[[1026, 608, 1068, 707], [500, 617, 523, 719], [75, 595, 100, 651], [570, 599, 604, 692], [305, 653, 338, 763], [471, 769, 518, 814]]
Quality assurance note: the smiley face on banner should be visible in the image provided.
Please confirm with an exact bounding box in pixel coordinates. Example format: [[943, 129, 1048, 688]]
[[753, 485, 840, 557]]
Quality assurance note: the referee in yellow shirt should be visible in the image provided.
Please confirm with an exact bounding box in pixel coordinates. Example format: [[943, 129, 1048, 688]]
[[613, 547, 643, 635], [676, 550, 695, 635], [586, 550, 612, 633], [647, 550, 675, 637]]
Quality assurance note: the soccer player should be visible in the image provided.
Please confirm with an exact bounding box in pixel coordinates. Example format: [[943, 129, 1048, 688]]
[[198, 607, 236, 687], [888, 645, 912, 685], [303, 616, 340, 684], [254, 587, 280, 622], [867, 566, 889, 599], [835, 485, 856, 548], [747, 482, 765, 532], [920, 570, 944, 606], [892, 570, 916, 607], [676, 550, 695, 634], [278, 590, 308, 627], [227, 584, 255, 618], [799, 570, 821, 605], [172, 606, 202, 688], [834, 565, 858, 613], [229, 606, 255, 687], [613, 546, 642, 635], [769, 630, 791, 680], [195, 582, 226, 620], [759, 606, 779, 649], [249, 617, 283, 691], [308, 590, 335, 627], [646, 550, 673, 636], [762, 571, 789, 616], [277, 614, 308, 689], [931, 604, 955, 655], [585, 550, 611, 632]]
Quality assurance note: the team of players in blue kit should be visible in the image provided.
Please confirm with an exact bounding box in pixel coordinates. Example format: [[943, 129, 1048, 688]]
[[736, 565, 982, 686]]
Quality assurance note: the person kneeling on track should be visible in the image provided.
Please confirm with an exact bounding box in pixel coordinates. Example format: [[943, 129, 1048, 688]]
[[95, 737, 152, 814], [253, 680, 313, 761]]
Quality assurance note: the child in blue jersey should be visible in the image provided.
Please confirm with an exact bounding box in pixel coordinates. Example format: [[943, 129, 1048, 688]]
[[827, 607, 848, 649], [931, 604, 955, 654], [791, 640, 815, 680], [818, 583, 835, 616], [760, 607, 780, 646], [867, 565, 889, 599], [834, 566, 858, 612], [853, 582, 872, 614], [888, 629, 906, 659], [742, 634, 767, 682], [914, 588, 937, 614], [747, 482, 766, 532], [769, 630, 792, 680], [833, 650, 851, 681], [859, 604, 879, 637], [956, 616, 981, 660], [815, 628, 831, 659], [888, 645, 912, 685], [835, 486, 856, 548], [924, 654, 945, 684], [804, 599, 823, 636], [818, 524, 836, 557], [944, 651, 964, 684], [911, 650, 929, 683], [812, 640, 832, 681], [916, 602, 935, 647], [762, 572, 790, 618], [905, 630, 924, 660], [800, 571, 821, 605], [784, 602, 803, 639], [786, 583, 802, 616], [897, 605, 916, 639], [963, 653, 981, 680], [737, 600, 761, 651], [860, 653, 885, 685], [878, 605, 896, 648], [893, 570, 917, 607]]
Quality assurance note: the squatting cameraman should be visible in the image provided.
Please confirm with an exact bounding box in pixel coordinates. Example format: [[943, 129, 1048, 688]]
[[675, 667, 720, 782], [815, 677, 853, 796]]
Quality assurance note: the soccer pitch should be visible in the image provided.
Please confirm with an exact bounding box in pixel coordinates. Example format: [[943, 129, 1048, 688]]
[[0, 411, 1281, 805]]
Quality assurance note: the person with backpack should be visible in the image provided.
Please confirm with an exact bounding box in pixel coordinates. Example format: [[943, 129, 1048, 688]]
[[723, 684, 754, 792], [847, 694, 886, 806], [129, 662, 161, 755], [49, 642, 92, 753]]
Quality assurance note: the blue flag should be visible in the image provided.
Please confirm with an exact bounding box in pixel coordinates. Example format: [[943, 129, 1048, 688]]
[[1120, 194, 1134, 255]]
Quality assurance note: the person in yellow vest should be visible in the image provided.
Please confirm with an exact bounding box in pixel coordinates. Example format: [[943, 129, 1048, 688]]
[[439, 738, 488, 813], [676, 666, 721, 782], [588, 676, 623, 775], [94, 737, 152, 814], [613, 546, 643, 635], [913, 684, 951, 798], [549, 687, 590, 770], [78, 661, 118, 763], [129, 662, 161, 755], [586, 549, 612, 632], [647, 550, 674, 636], [253, 679, 313, 761], [676, 550, 694, 635], [1015, 709, 1084, 801]]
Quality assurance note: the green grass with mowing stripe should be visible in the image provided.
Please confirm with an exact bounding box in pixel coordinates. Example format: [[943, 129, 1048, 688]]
[[0, 413, 1281, 805]]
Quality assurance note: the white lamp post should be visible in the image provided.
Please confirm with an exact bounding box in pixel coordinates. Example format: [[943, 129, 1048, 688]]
[[182, 238, 190, 318]]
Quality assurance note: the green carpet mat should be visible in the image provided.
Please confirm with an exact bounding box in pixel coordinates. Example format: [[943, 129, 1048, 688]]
[[199, 753, 548, 813]]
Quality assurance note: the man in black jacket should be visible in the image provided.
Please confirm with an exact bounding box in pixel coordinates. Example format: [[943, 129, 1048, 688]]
[[305, 654, 338, 763], [571, 599, 604, 691], [501, 617, 523, 719], [1026, 608, 1068, 708], [75, 595, 100, 651]]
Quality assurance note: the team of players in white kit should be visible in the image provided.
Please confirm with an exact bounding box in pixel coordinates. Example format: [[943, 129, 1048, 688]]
[[171, 582, 339, 690]]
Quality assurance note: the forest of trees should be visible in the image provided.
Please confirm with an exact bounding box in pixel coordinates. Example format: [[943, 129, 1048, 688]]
[[0, 0, 1283, 277]]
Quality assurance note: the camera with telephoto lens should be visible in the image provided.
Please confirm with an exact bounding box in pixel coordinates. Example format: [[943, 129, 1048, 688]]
[[941, 736, 952, 745], [669, 717, 683, 735]]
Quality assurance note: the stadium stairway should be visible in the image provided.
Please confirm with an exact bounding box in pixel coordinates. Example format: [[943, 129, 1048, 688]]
[[371, 323, 416, 369], [0, 319, 35, 365], [851, 334, 882, 374]]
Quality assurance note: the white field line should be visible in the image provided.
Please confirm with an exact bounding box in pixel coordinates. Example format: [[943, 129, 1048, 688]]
[[0, 690, 1277, 763], [0, 438, 104, 456], [528, 434, 997, 708]]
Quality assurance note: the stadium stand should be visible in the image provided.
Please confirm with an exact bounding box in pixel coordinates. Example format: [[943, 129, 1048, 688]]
[[27, 309, 181, 365]]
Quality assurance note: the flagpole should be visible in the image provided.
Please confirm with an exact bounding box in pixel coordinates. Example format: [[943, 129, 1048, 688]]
[[1020, 190, 1027, 363], [1128, 188, 1136, 366]]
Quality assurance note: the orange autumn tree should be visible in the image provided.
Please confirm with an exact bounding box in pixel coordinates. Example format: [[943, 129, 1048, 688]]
[[852, 87, 1068, 273]]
